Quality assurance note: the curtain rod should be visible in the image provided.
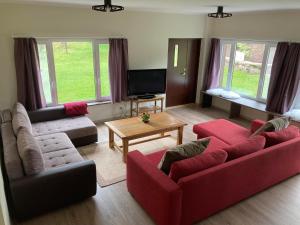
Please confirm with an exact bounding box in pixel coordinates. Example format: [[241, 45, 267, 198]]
[[209, 36, 300, 43], [11, 35, 126, 39]]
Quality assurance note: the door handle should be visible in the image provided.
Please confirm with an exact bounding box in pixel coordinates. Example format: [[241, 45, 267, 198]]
[[180, 68, 186, 76]]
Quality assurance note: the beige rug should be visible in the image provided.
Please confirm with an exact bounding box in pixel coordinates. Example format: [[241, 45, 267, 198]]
[[78, 135, 178, 187]]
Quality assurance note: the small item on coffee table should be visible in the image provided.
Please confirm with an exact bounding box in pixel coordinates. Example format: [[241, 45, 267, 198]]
[[141, 112, 150, 123], [158, 138, 210, 174]]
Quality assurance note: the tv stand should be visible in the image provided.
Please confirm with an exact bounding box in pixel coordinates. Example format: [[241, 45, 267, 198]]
[[137, 95, 156, 99], [130, 96, 164, 117]]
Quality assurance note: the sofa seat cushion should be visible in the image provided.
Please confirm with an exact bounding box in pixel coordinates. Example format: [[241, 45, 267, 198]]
[[42, 148, 83, 170], [35, 133, 83, 169], [193, 119, 251, 145], [32, 116, 97, 140]]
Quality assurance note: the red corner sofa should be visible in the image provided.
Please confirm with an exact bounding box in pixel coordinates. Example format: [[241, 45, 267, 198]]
[[127, 119, 300, 225]]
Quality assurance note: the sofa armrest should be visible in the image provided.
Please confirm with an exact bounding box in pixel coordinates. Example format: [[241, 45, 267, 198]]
[[28, 106, 67, 123], [251, 119, 266, 133], [10, 160, 97, 220], [127, 151, 182, 225]]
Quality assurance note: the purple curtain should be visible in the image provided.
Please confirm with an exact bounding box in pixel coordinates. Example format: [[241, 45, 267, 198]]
[[14, 38, 46, 110], [203, 38, 221, 90], [266, 42, 300, 114], [109, 38, 129, 103]]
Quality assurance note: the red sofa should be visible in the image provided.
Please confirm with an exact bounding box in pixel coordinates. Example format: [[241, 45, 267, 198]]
[[127, 119, 300, 225]]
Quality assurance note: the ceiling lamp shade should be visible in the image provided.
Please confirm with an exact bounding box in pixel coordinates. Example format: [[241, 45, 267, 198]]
[[92, 0, 124, 12], [208, 6, 232, 18]]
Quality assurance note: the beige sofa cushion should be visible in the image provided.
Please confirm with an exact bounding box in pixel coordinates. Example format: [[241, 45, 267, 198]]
[[35, 133, 83, 169], [17, 128, 44, 175], [1, 109, 12, 123], [32, 116, 97, 140], [12, 103, 32, 135], [1, 123, 24, 180]]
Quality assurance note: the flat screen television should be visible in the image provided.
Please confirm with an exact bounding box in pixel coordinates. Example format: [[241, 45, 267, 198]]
[[127, 69, 166, 98]]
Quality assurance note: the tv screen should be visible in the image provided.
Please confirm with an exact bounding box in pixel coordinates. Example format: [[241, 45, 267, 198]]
[[127, 69, 166, 96]]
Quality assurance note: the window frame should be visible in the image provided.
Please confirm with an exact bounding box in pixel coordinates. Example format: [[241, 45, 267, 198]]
[[219, 39, 277, 103], [37, 38, 111, 106]]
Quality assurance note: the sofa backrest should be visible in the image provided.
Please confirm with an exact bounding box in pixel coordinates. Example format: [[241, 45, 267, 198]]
[[12, 103, 32, 135], [17, 127, 45, 176], [1, 122, 25, 180]]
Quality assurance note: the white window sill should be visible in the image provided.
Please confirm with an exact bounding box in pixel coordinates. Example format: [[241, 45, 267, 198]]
[[88, 101, 112, 106]]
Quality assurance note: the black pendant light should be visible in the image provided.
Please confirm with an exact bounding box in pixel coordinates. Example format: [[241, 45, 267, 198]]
[[208, 6, 232, 18], [92, 0, 124, 12]]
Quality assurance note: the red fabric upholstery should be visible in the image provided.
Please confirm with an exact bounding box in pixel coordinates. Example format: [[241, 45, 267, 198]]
[[177, 137, 300, 225], [146, 149, 167, 166], [251, 119, 266, 133], [193, 119, 251, 145], [223, 135, 266, 161], [128, 119, 300, 225], [145, 137, 229, 167], [262, 125, 300, 147], [64, 101, 88, 116], [127, 151, 182, 225], [169, 149, 227, 183], [203, 136, 230, 152]]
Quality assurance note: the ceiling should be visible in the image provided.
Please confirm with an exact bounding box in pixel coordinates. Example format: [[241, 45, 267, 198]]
[[1, 0, 300, 14]]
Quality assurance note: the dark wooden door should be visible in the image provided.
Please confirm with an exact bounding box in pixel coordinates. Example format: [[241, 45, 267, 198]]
[[166, 38, 201, 107]]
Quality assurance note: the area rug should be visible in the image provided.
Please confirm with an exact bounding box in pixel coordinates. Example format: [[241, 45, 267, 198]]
[[78, 135, 178, 187]]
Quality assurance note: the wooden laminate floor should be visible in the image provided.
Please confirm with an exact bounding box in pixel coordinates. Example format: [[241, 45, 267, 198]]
[[17, 104, 300, 225]]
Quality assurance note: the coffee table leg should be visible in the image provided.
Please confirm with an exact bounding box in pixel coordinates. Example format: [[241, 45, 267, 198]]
[[177, 126, 183, 145], [109, 128, 114, 149], [123, 139, 129, 163]]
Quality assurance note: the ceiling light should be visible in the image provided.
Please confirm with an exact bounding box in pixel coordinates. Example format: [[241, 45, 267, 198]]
[[208, 6, 232, 18], [92, 0, 124, 12]]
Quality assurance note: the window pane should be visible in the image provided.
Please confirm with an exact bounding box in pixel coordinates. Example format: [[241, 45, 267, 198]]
[[37, 44, 52, 104], [262, 46, 276, 99], [220, 43, 231, 88], [174, 44, 178, 67], [53, 42, 96, 103], [231, 43, 265, 98], [99, 44, 111, 97]]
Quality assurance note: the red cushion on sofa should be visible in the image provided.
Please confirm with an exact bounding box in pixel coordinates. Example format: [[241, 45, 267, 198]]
[[145, 137, 228, 167], [64, 101, 88, 116], [251, 119, 266, 133], [146, 149, 167, 166], [169, 149, 227, 182], [193, 119, 251, 145], [262, 125, 300, 147], [204, 136, 230, 152], [223, 135, 266, 161]]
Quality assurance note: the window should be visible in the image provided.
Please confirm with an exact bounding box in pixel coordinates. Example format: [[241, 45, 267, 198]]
[[174, 44, 179, 67], [219, 40, 277, 101], [37, 39, 111, 105]]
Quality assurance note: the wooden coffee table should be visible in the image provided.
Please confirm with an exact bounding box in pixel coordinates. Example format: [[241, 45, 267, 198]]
[[104, 112, 187, 162]]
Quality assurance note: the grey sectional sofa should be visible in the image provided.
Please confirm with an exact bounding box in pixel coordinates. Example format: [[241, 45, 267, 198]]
[[0, 103, 98, 220]]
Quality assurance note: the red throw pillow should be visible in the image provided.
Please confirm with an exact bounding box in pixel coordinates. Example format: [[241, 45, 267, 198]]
[[223, 135, 266, 161], [262, 125, 300, 147], [64, 101, 88, 116], [169, 149, 227, 183]]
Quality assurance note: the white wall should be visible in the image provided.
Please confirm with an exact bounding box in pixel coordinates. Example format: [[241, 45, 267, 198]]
[[0, 3, 206, 121], [206, 10, 300, 120]]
